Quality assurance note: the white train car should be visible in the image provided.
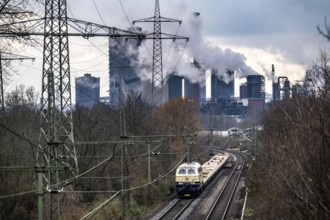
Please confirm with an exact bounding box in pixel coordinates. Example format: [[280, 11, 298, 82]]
[[201, 153, 229, 185], [175, 152, 229, 196]]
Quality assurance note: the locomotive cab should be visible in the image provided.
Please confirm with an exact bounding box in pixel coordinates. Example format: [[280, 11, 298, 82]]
[[175, 162, 203, 196]]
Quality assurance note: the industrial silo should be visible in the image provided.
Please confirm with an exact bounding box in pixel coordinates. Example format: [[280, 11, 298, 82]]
[[247, 75, 265, 98]]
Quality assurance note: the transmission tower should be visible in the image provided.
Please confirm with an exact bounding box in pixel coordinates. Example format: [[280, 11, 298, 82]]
[[34, 0, 76, 219], [133, 0, 188, 105], [0, 0, 144, 219], [0, 52, 35, 108]]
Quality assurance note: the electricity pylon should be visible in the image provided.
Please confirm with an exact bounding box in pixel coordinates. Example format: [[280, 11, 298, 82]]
[[0, 52, 35, 108], [36, 1, 76, 219], [0, 0, 144, 219], [133, 0, 189, 105]]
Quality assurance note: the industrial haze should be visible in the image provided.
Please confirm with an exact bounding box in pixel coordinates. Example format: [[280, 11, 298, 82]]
[[7, 0, 330, 100]]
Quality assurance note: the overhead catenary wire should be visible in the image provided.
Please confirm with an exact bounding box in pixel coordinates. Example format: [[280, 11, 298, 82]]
[[0, 0, 193, 207], [66, 152, 187, 194], [78, 152, 185, 219], [0, 149, 186, 199]]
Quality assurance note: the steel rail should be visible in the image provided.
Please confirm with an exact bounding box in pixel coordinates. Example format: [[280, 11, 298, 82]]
[[205, 151, 245, 220]]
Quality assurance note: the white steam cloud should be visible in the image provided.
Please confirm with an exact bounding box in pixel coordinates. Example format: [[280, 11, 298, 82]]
[[134, 6, 260, 85], [163, 11, 260, 83]]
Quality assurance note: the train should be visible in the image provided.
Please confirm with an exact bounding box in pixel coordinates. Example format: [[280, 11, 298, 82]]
[[175, 152, 229, 197]]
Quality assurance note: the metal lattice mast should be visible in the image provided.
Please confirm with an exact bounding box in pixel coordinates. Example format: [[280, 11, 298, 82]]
[[39, 0, 77, 219], [0, 52, 35, 108], [0, 1, 144, 219], [153, 0, 163, 103], [133, 0, 188, 105]]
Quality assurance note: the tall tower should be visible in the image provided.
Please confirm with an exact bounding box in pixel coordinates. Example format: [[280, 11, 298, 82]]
[[0, 1, 146, 219], [76, 73, 100, 108], [133, 0, 188, 105], [109, 27, 142, 106], [38, 0, 77, 219], [151, 0, 163, 101]]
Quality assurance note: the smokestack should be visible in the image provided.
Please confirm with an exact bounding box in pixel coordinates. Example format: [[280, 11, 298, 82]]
[[272, 64, 275, 82]]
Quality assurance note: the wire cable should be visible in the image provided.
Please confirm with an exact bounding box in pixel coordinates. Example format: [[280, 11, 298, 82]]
[[118, 0, 132, 28], [92, 0, 106, 26], [117, 0, 152, 57], [0, 188, 37, 199]]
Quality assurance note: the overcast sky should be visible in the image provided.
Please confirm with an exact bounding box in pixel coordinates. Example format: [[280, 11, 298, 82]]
[[8, 0, 330, 97]]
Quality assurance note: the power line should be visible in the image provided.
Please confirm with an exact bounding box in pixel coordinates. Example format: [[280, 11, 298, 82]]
[[0, 52, 35, 108], [117, 0, 153, 57], [92, 0, 106, 26]]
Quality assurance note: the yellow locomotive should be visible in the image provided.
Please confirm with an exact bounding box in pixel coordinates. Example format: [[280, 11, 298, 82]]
[[175, 153, 229, 196], [175, 162, 203, 196]]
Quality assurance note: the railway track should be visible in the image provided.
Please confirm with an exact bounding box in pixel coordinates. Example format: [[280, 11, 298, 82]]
[[150, 150, 246, 220], [152, 197, 195, 220], [204, 150, 246, 220]]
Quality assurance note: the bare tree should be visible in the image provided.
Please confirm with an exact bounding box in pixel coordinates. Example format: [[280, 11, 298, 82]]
[[318, 17, 330, 41], [305, 48, 330, 99], [1, 0, 42, 86], [0, 0, 42, 45], [0, 85, 40, 219], [248, 94, 330, 219], [154, 97, 201, 135]]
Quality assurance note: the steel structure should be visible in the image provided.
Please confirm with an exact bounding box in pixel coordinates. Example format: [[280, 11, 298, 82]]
[[133, 0, 188, 105], [36, 1, 76, 219], [0, 52, 35, 108], [0, 0, 144, 219]]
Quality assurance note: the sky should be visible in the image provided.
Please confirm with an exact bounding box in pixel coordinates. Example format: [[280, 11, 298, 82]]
[[6, 0, 330, 99]]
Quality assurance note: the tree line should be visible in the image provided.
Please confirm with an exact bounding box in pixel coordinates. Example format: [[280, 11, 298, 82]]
[[247, 47, 330, 219], [0, 92, 206, 219]]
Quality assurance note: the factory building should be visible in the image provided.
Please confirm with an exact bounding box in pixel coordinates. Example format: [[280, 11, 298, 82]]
[[273, 76, 292, 101], [271, 64, 309, 102], [210, 69, 235, 100], [238, 75, 266, 116], [75, 73, 100, 108], [246, 75, 265, 98], [240, 83, 248, 99], [166, 74, 201, 104], [167, 74, 184, 100], [246, 75, 265, 115], [185, 81, 201, 104], [109, 27, 143, 106], [200, 69, 246, 115]]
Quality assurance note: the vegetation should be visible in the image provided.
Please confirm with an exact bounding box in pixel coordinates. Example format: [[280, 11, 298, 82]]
[[246, 49, 330, 219], [1, 2, 330, 220], [0, 94, 207, 219], [0, 0, 42, 107]]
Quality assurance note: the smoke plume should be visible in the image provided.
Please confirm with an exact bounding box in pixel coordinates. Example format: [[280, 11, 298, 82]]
[[164, 10, 260, 83]]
